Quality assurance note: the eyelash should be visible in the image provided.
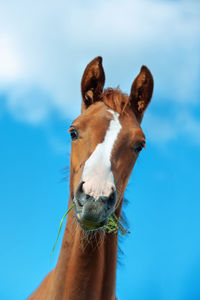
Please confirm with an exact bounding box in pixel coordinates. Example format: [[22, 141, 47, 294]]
[[69, 128, 79, 141], [133, 142, 145, 154]]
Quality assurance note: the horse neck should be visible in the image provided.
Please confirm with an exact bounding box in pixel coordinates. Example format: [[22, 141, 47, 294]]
[[51, 198, 120, 300]]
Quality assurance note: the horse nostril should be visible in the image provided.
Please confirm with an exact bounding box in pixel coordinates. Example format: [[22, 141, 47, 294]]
[[75, 181, 86, 207], [76, 181, 85, 195], [86, 194, 91, 200], [107, 190, 116, 208]]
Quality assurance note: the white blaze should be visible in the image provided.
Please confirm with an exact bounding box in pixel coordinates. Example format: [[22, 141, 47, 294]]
[[82, 110, 121, 199]]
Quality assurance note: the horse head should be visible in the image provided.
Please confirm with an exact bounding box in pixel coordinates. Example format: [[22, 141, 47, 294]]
[[69, 56, 153, 231]]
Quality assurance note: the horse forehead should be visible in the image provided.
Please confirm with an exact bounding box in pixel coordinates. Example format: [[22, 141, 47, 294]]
[[86, 107, 143, 147], [74, 103, 105, 123], [73, 103, 113, 134], [73, 102, 142, 140]]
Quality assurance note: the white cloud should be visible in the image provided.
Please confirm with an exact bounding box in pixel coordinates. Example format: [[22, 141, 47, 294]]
[[176, 111, 200, 144], [6, 85, 54, 124], [143, 113, 177, 144], [143, 110, 200, 146], [0, 35, 24, 82], [0, 0, 199, 144]]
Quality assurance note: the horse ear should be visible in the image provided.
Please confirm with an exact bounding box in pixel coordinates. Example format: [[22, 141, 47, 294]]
[[129, 66, 154, 123], [81, 56, 105, 112]]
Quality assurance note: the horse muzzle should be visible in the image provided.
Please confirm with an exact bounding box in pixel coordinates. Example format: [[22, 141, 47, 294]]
[[73, 181, 117, 231]]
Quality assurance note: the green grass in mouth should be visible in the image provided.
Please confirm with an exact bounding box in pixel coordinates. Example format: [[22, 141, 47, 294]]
[[51, 203, 75, 257], [51, 203, 130, 256]]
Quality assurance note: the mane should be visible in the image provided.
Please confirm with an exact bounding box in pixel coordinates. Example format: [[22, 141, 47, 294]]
[[101, 88, 130, 114]]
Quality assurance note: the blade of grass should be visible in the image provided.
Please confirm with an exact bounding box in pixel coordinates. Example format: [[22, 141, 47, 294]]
[[51, 203, 75, 257]]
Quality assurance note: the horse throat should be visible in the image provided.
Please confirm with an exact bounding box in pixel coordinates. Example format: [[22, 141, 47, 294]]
[[50, 199, 119, 300]]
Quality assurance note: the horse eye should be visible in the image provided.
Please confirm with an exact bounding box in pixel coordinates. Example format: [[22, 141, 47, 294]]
[[134, 142, 145, 154], [70, 128, 79, 141]]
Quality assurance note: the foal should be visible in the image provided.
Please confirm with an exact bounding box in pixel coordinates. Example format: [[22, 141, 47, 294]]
[[29, 56, 154, 300]]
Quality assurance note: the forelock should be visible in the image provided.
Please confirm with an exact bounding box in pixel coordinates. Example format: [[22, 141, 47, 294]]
[[101, 88, 130, 115]]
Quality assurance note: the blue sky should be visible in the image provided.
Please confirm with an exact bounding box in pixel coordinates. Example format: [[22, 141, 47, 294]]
[[0, 0, 200, 299]]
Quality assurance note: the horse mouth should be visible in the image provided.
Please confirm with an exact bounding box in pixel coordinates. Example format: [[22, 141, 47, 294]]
[[75, 212, 107, 231], [73, 181, 117, 231]]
